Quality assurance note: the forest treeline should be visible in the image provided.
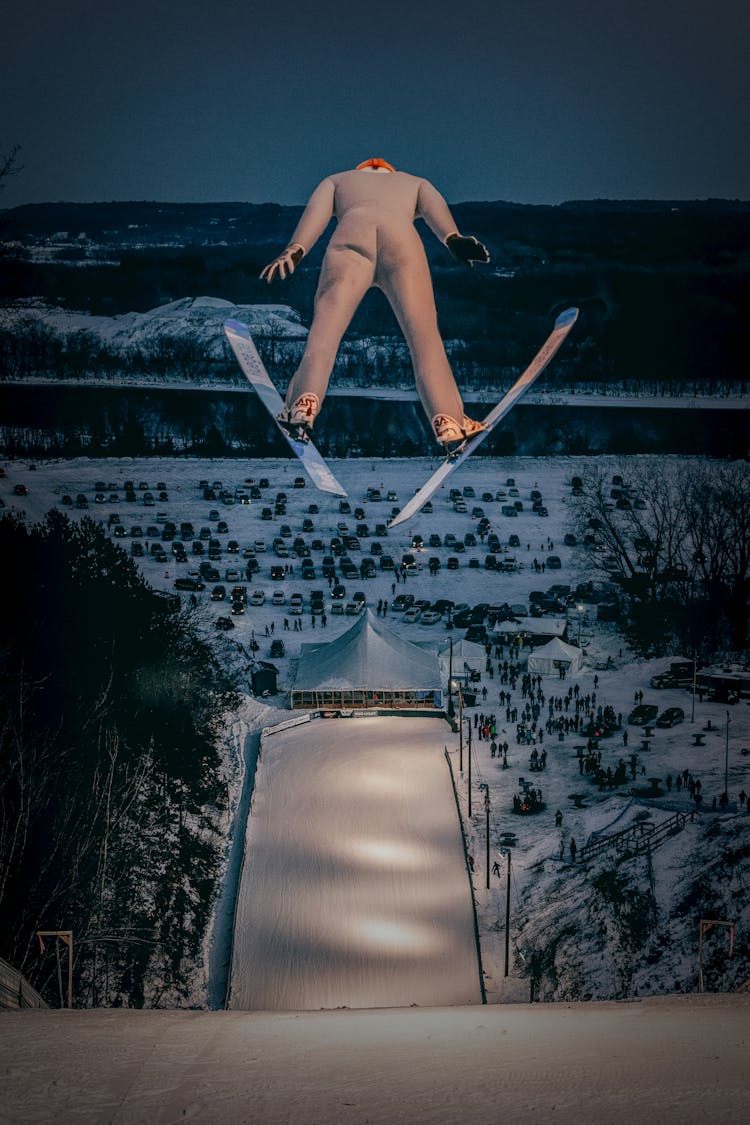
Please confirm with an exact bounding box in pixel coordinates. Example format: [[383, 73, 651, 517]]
[[0, 511, 237, 1007]]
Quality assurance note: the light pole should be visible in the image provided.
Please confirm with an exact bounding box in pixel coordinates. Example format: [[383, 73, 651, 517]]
[[467, 719, 473, 817], [448, 637, 455, 718], [478, 784, 490, 889], [724, 711, 730, 802], [458, 686, 464, 771], [576, 604, 584, 646], [500, 848, 512, 976]]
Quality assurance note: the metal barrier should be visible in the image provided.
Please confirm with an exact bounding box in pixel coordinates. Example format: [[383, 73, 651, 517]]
[[578, 811, 693, 865]]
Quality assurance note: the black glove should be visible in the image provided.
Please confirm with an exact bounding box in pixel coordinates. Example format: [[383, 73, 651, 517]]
[[260, 243, 305, 282], [446, 233, 490, 265]]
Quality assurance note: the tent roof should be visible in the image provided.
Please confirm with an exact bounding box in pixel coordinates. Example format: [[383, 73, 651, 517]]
[[530, 636, 581, 660], [292, 610, 441, 692], [437, 639, 487, 672]]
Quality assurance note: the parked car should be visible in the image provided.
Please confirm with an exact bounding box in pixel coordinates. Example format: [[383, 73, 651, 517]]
[[628, 704, 659, 725], [656, 707, 685, 728], [250, 590, 266, 605], [211, 585, 227, 601], [392, 594, 415, 612], [174, 577, 205, 591]]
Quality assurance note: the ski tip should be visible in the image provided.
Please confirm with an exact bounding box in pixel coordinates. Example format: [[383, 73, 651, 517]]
[[555, 307, 579, 329], [224, 318, 250, 337]]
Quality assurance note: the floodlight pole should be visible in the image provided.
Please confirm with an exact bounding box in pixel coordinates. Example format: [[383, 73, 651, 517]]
[[458, 686, 464, 772], [502, 849, 512, 976], [467, 720, 472, 817], [483, 786, 491, 889], [724, 711, 730, 801]]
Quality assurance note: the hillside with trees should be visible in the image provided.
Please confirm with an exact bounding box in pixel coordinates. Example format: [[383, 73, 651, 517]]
[[0, 511, 237, 1007]]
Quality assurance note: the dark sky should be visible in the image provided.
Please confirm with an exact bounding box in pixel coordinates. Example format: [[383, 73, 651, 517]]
[[2, 0, 748, 207]]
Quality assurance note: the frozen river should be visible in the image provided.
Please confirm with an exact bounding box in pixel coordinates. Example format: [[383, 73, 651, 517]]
[[228, 715, 483, 1010]]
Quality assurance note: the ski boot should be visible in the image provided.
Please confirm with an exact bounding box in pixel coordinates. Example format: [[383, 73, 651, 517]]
[[277, 393, 320, 442], [432, 413, 486, 455]]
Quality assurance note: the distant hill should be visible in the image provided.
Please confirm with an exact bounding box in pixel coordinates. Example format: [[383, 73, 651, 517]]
[[1, 199, 748, 391]]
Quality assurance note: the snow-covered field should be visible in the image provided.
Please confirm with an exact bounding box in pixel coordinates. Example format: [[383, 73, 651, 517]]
[[2, 452, 749, 1010]]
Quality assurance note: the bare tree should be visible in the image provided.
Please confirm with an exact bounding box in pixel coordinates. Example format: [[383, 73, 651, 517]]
[[0, 143, 22, 191], [572, 460, 750, 656]]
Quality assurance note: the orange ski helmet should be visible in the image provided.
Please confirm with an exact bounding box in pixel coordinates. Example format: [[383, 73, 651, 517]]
[[356, 157, 396, 172]]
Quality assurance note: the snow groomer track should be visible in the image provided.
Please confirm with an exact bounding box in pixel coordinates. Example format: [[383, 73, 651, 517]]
[[228, 715, 483, 1010]]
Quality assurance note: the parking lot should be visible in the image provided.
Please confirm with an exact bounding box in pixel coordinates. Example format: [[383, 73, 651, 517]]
[[0, 455, 595, 676]]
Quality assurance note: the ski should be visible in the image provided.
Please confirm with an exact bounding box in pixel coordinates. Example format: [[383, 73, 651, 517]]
[[388, 307, 579, 529], [224, 319, 348, 497]]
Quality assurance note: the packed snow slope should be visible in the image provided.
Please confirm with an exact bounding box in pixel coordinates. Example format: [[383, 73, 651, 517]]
[[228, 716, 482, 1010], [1, 998, 748, 1125]]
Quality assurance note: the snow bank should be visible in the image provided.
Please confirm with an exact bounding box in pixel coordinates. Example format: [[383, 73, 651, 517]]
[[2, 998, 748, 1124]]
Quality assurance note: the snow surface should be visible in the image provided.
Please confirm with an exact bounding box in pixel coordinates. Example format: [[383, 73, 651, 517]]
[[229, 716, 482, 1010], [2, 452, 749, 1013], [2, 998, 748, 1124]]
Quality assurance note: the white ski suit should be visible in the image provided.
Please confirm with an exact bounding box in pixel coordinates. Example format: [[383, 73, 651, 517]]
[[276, 166, 475, 429]]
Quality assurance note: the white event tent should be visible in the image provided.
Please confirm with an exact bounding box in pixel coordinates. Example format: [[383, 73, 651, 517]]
[[290, 609, 442, 710], [526, 636, 584, 675]]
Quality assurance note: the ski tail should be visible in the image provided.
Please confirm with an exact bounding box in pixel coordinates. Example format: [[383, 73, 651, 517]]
[[388, 307, 579, 528], [223, 320, 348, 497]]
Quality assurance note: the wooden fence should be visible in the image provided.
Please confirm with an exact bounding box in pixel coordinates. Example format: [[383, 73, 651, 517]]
[[0, 956, 48, 1010]]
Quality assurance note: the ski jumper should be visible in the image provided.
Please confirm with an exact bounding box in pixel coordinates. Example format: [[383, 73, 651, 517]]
[[280, 167, 471, 429]]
